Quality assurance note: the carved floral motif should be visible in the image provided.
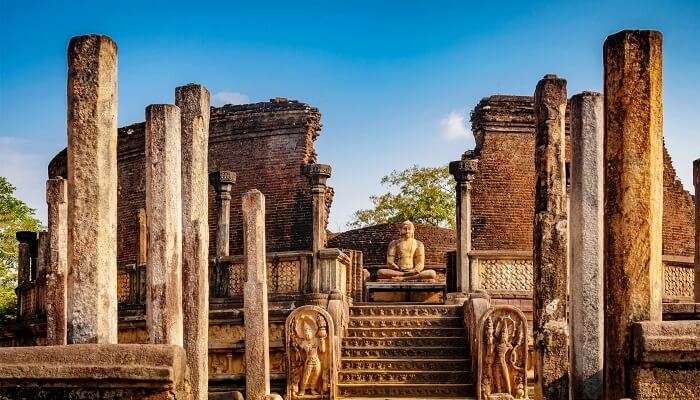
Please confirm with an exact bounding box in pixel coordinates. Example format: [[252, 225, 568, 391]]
[[286, 305, 336, 400], [477, 305, 528, 400]]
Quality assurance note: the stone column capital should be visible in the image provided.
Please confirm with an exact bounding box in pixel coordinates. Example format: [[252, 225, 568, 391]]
[[16, 231, 37, 245], [302, 163, 332, 189], [449, 158, 478, 184], [209, 170, 237, 193]]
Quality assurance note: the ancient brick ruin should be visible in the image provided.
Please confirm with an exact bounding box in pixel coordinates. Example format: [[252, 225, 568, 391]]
[[0, 29, 698, 400]]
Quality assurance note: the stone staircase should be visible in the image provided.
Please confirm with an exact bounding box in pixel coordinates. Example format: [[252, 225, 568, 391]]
[[338, 303, 474, 399]]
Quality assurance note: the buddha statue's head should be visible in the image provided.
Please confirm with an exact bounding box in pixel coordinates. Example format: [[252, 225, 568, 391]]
[[398, 220, 415, 239]]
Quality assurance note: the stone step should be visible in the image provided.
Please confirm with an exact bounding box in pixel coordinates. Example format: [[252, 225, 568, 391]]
[[337, 383, 473, 398], [340, 358, 470, 372], [346, 327, 465, 338], [342, 336, 467, 348], [350, 304, 462, 318], [342, 346, 468, 359], [348, 316, 462, 329], [339, 370, 469, 384]]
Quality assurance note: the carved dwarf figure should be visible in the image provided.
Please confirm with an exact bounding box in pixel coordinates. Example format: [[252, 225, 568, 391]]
[[377, 221, 437, 282]]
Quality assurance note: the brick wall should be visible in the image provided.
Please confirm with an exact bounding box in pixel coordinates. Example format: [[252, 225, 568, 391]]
[[468, 95, 696, 258], [48, 99, 324, 266], [327, 222, 456, 268]]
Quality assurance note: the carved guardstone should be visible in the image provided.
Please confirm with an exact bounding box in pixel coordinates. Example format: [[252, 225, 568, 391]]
[[477, 305, 528, 400], [286, 305, 336, 400]]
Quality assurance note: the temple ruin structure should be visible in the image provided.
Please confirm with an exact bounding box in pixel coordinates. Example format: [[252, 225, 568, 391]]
[[0, 29, 698, 400]]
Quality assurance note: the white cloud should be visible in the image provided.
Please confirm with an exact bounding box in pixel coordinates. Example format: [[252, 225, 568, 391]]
[[440, 111, 469, 140], [211, 91, 250, 107]]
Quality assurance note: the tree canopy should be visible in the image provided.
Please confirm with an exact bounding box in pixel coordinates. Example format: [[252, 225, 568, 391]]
[[349, 165, 456, 229], [0, 176, 42, 322]]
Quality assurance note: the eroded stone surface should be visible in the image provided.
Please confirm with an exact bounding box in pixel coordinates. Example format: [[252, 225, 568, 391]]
[[569, 91, 604, 400], [603, 30, 664, 399], [46, 178, 68, 345], [66, 34, 118, 344], [145, 104, 183, 346], [532, 74, 569, 399], [176, 83, 211, 400], [694, 158, 699, 302], [242, 189, 271, 400]]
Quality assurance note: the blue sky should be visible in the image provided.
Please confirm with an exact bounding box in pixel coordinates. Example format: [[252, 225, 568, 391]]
[[1, 0, 698, 230]]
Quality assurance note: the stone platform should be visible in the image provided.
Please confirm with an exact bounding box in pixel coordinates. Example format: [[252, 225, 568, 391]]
[[338, 303, 473, 398]]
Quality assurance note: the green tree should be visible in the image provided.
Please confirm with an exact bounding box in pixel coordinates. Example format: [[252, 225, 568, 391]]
[[0, 176, 42, 322], [349, 165, 456, 229]]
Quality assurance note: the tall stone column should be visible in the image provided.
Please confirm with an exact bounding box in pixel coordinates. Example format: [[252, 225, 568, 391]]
[[242, 189, 271, 400], [46, 178, 68, 345], [176, 83, 210, 400], [15, 232, 36, 286], [138, 208, 147, 266], [603, 30, 663, 399], [145, 104, 183, 346], [694, 158, 700, 302], [210, 170, 237, 258], [449, 155, 478, 293], [532, 74, 569, 399], [66, 35, 118, 344], [36, 232, 50, 282], [302, 163, 332, 294], [569, 92, 604, 400]]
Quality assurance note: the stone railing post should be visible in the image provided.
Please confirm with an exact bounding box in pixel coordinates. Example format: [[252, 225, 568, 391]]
[[694, 158, 699, 302], [570, 91, 604, 400], [46, 178, 68, 345], [176, 83, 211, 400], [302, 163, 332, 296], [209, 170, 237, 259], [145, 104, 183, 346], [449, 155, 478, 294], [532, 74, 570, 399], [15, 231, 36, 286], [603, 30, 663, 399], [66, 35, 118, 344], [242, 189, 271, 400]]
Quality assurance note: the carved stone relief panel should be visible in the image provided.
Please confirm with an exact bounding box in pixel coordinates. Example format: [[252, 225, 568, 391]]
[[478, 259, 533, 292], [477, 305, 528, 400], [285, 305, 336, 400], [663, 262, 693, 300]]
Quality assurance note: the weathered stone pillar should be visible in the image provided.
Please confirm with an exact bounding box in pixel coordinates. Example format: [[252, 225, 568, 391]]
[[210, 170, 237, 258], [46, 178, 68, 345], [449, 155, 478, 293], [570, 92, 604, 400], [36, 231, 50, 282], [694, 158, 700, 302], [138, 208, 147, 266], [176, 83, 210, 400], [145, 104, 183, 346], [15, 232, 36, 286], [242, 189, 271, 400], [603, 30, 663, 399], [532, 74, 569, 399], [66, 35, 118, 344], [302, 163, 332, 295]]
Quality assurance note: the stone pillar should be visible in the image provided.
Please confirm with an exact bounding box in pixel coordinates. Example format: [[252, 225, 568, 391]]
[[694, 158, 700, 302], [66, 35, 118, 344], [145, 104, 183, 346], [176, 83, 210, 400], [302, 163, 332, 294], [15, 232, 36, 286], [209, 170, 237, 258], [449, 155, 478, 293], [242, 189, 270, 400], [46, 178, 68, 345], [138, 208, 147, 266], [532, 74, 569, 399], [570, 92, 604, 400], [603, 30, 663, 399], [36, 231, 50, 282]]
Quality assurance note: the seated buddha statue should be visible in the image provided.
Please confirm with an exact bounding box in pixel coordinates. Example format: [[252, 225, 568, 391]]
[[376, 221, 437, 282]]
